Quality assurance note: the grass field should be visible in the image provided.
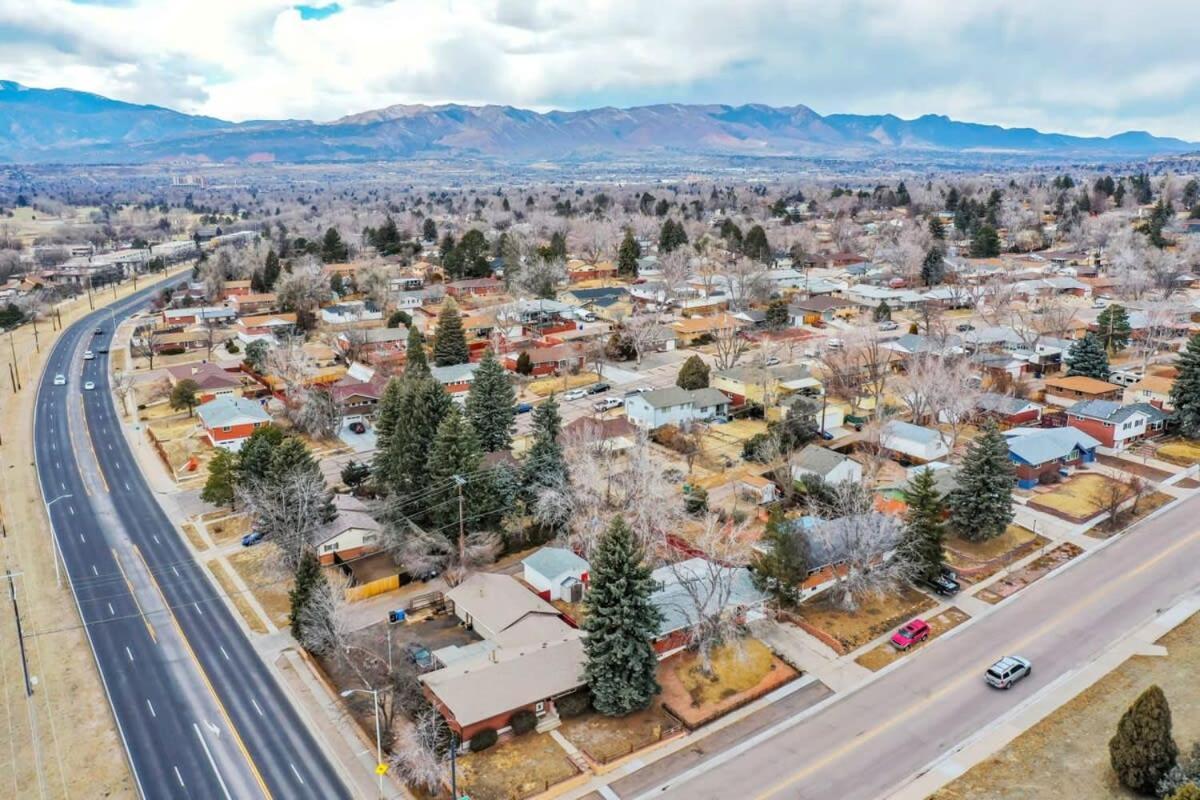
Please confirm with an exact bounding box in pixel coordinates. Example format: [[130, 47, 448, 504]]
[[227, 546, 292, 628], [658, 638, 798, 728], [206, 560, 268, 634], [457, 732, 579, 800]]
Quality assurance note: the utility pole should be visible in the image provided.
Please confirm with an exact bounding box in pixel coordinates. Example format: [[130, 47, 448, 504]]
[[8, 332, 20, 390], [4, 570, 32, 695], [453, 474, 467, 569], [86, 279, 94, 311], [30, 314, 40, 353]]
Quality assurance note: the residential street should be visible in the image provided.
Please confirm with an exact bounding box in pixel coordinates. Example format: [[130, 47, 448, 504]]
[[624, 493, 1200, 800]]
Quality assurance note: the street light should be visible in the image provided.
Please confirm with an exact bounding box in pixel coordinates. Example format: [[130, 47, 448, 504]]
[[45, 494, 73, 588], [341, 688, 385, 799]]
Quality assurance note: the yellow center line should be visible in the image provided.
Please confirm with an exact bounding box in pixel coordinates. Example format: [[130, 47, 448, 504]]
[[110, 547, 156, 643], [754, 526, 1200, 800], [131, 544, 273, 800]]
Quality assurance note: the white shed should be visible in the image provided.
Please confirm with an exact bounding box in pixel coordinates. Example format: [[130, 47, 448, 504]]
[[522, 548, 590, 602]]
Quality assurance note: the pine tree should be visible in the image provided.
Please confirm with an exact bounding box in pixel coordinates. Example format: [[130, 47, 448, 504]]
[[433, 301, 469, 366], [1066, 334, 1110, 380], [422, 217, 437, 242], [522, 394, 567, 513], [515, 350, 533, 376], [372, 377, 406, 481], [465, 349, 516, 452], [742, 224, 771, 262], [405, 325, 429, 377], [1110, 685, 1179, 794], [1096, 304, 1133, 353], [262, 249, 281, 290], [921, 247, 945, 287], [752, 507, 809, 606], [659, 219, 688, 253], [928, 216, 946, 240], [582, 517, 663, 716], [237, 425, 285, 483], [320, 227, 349, 263], [1172, 333, 1200, 438], [765, 299, 790, 330], [201, 449, 237, 509], [676, 355, 710, 390], [392, 377, 454, 498], [426, 407, 495, 535], [873, 300, 892, 322], [948, 421, 1015, 541], [617, 230, 641, 278], [970, 224, 1002, 258], [900, 468, 946, 581], [289, 551, 324, 644]]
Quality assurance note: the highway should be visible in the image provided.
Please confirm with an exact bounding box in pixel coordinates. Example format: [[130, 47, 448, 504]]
[[33, 282, 350, 800], [641, 492, 1200, 800]]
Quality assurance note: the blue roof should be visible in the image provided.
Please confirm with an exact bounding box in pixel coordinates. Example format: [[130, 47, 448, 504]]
[[1004, 427, 1100, 466], [522, 547, 588, 580]]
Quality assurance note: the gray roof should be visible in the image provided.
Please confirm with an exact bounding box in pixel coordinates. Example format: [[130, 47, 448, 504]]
[[881, 465, 962, 498], [976, 393, 1041, 415], [790, 514, 902, 571], [522, 547, 588, 581], [650, 559, 766, 636], [715, 363, 811, 386], [430, 362, 480, 384], [792, 444, 852, 477], [195, 396, 270, 428], [1067, 399, 1163, 424], [638, 386, 729, 410], [1004, 427, 1100, 466], [882, 420, 942, 445]]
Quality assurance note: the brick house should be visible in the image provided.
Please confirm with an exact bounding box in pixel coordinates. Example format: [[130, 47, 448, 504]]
[[1042, 375, 1121, 408], [649, 559, 767, 658], [445, 277, 504, 298], [974, 393, 1043, 425], [166, 363, 243, 403], [309, 494, 382, 565], [502, 343, 585, 376], [1004, 427, 1099, 488], [1123, 375, 1175, 411], [1065, 400, 1168, 450], [196, 396, 272, 451]]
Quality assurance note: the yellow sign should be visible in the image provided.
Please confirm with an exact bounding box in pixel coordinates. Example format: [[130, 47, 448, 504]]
[[375, 763, 389, 776]]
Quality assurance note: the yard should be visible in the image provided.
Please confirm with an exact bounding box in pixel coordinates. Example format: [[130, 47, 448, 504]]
[[1028, 472, 1120, 522], [1087, 491, 1175, 538], [657, 638, 799, 728], [789, 585, 937, 654], [854, 607, 971, 671], [1156, 439, 1200, 467], [975, 542, 1084, 605], [205, 512, 252, 544], [944, 525, 1047, 585], [559, 704, 681, 764], [457, 732, 580, 800], [525, 372, 599, 397], [932, 611, 1200, 800], [227, 546, 292, 628]]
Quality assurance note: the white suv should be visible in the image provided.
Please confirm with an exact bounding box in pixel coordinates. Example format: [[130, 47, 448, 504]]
[[985, 656, 1032, 689]]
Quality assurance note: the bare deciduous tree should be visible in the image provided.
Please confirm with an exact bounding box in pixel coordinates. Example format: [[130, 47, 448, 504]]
[[711, 321, 748, 370], [389, 707, 451, 793], [237, 470, 330, 573]]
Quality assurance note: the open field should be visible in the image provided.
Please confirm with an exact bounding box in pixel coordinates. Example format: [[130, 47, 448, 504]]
[[227, 545, 292, 628], [1028, 473, 1122, 521], [559, 704, 681, 764]]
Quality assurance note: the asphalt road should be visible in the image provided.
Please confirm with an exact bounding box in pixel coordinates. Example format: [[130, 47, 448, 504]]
[[33, 284, 350, 800], [642, 494, 1200, 800]]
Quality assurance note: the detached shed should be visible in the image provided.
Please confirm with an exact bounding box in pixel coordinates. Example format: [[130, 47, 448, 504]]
[[522, 548, 589, 602]]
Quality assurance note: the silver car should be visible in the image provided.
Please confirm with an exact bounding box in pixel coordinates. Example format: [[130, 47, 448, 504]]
[[985, 656, 1032, 689]]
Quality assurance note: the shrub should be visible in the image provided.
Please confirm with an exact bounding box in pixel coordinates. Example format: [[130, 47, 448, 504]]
[[1110, 684, 1179, 794], [224, 340, 240, 354], [160, 347, 186, 356], [510, 709, 537, 735], [469, 728, 498, 752], [556, 690, 593, 718], [1039, 471, 1062, 485]]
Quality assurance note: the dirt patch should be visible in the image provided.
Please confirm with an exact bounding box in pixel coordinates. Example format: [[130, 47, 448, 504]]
[[206, 559, 268, 634], [658, 638, 798, 729], [181, 521, 207, 551], [227, 546, 293, 628], [975, 542, 1084, 604], [206, 513, 252, 544], [1028, 473, 1121, 522], [855, 607, 971, 671], [559, 704, 682, 764], [789, 586, 937, 655], [932, 611, 1200, 800], [1156, 439, 1200, 467], [1086, 491, 1175, 539], [457, 732, 580, 800], [1095, 454, 1175, 482]]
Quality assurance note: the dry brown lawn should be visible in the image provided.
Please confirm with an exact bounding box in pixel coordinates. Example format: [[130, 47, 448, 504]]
[[181, 521, 207, 551], [1030, 473, 1122, 520], [944, 525, 1048, 585], [855, 607, 971, 671], [559, 704, 679, 764], [227, 546, 292, 628], [658, 639, 799, 728], [457, 732, 579, 800], [527, 372, 599, 396], [206, 513, 252, 544], [976, 542, 1084, 605], [206, 559, 268, 634], [933, 611, 1200, 800], [793, 586, 937, 654], [1087, 491, 1175, 539], [1156, 439, 1200, 467]]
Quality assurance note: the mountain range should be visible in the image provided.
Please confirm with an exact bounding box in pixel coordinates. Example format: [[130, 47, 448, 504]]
[[1, 80, 1195, 165]]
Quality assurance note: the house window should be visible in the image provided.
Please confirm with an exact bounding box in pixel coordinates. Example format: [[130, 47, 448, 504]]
[[324, 544, 335, 552], [222, 425, 231, 432], [535, 701, 545, 714]]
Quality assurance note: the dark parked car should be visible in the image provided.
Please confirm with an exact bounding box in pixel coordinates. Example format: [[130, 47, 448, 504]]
[[921, 569, 961, 597], [348, 420, 367, 434], [241, 531, 265, 547], [586, 382, 610, 395], [404, 642, 435, 671], [516, 402, 534, 414], [956, 323, 976, 332]]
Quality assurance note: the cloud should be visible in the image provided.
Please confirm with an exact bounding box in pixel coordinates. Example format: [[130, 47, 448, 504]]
[[0, 0, 1197, 139]]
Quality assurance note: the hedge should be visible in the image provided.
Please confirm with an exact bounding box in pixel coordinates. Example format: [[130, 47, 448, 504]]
[[556, 690, 592, 718], [469, 728, 498, 752], [510, 709, 537, 735]]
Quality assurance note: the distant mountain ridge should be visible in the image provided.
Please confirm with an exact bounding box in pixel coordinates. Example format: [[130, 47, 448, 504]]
[[0, 81, 1194, 164]]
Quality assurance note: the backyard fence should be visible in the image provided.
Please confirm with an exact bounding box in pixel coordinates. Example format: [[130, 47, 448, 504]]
[[344, 574, 399, 602]]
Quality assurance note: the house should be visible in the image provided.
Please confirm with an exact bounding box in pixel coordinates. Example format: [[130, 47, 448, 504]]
[[880, 420, 950, 463], [1065, 400, 1168, 450], [1043, 375, 1122, 407], [791, 444, 863, 485], [445, 277, 504, 298], [219, 280, 253, 298], [624, 387, 730, 430], [1123, 375, 1175, 411], [228, 292, 278, 316], [737, 474, 779, 505], [559, 416, 639, 452], [711, 363, 822, 408], [974, 393, 1043, 425], [787, 512, 903, 580], [446, 573, 567, 645], [1004, 427, 1099, 488], [309, 494, 383, 565], [162, 306, 237, 327], [502, 343, 586, 376], [430, 362, 480, 395], [877, 464, 962, 509], [671, 313, 746, 346], [522, 548, 589, 602], [320, 301, 383, 326], [165, 363, 242, 403], [236, 312, 298, 337], [330, 376, 387, 420], [195, 396, 272, 450], [336, 326, 409, 364], [650, 558, 767, 656]]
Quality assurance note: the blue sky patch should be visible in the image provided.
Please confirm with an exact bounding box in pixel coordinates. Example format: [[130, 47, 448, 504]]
[[296, 3, 342, 21]]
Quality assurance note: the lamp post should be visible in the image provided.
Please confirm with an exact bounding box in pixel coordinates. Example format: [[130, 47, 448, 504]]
[[341, 688, 384, 799], [45, 494, 73, 588]]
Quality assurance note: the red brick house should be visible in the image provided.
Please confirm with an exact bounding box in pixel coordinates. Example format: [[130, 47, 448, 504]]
[[1042, 375, 1122, 408], [196, 396, 272, 451], [445, 277, 504, 298], [503, 343, 586, 376], [166, 363, 242, 403], [974, 393, 1043, 426], [1065, 400, 1168, 450]]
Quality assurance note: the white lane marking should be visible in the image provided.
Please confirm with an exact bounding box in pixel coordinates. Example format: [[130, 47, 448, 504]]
[[218, 646, 230, 661], [91, 565, 99, 576], [107, 603, 115, 616], [79, 534, 86, 543], [123, 481, 131, 491], [60, 482, 65, 491], [145, 699, 156, 718], [51, 442, 55, 451], [107, 444, 112, 451], [194, 602, 204, 615], [152, 535, 161, 545], [55, 461, 61, 470], [125, 646, 134, 662], [114, 462, 122, 471], [289, 762, 305, 785], [173, 766, 185, 788], [192, 723, 233, 800], [171, 566, 180, 577], [251, 698, 264, 717], [67, 505, 75, 516]]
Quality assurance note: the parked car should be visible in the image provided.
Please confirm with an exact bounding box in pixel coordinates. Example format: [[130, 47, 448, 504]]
[[820, 429, 835, 440], [921, 569, 961, 597], [586, 382, 611, 395], [516, 402, 534, 414], [890, 619, 931, 650], [764, 355, 781, 366], [593, 397, 623, 412], [348, 421, 367, 434], [563, 388, 589, 401], [985, 656, 1032, 689], [826, 338, 844, 350], [956, 323, 975, 332], [241, 531, 265, 547], [53, 374, 66, 386], [83, 350, 95, 360], [404, 642, 436, 671], [878, 320, 899, 331], [93, 327, 104, 335], [624, 387, 653, 397], [83, 381, 95, 391]]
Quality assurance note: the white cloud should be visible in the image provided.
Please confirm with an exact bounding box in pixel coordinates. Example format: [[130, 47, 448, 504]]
[[0, 0, 1197, 138]]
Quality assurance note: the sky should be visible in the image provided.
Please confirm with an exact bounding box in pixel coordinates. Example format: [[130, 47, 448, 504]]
[[1, 0, 1199, 140]]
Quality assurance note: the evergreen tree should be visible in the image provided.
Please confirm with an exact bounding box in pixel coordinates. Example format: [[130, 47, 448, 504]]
[[742, 224, 771, 262], [582, 517, 663, 716], [426, 407, 497, 535], [201, 449, 237, 509], [170, 379, 200, 416], [676, 355, 710, 390], [1096, 304, 1133, 353], [752, 507, 809, 606], [900, 468, 946, 581], [765, 299, 790, 331], [262, 249, 281, 290], [928, 216, 946, 240], [320, 227, 349, 263], [895, 180, 911, 206], [405, 326, 429, 377], [1172, 333, 1200, 438], [970, 224, 1002, 258], [1065, 334, 1110, 380], [522, 394, 567, 512], [659, 219, 688, 253], [1110, 685, 1179, 795], [237, 425, 285, 483], [340, 460, 371, 491], [617, 230, 641, 278], [873, 300, 892, 323], [422, 217, 437, 242], [465, 349, 516, 452], [373, 377, 405, 473], [432, 301, 469, 366], [288, 551, 325, 645], [948, 421, 1015, 541], [921, 247, 945, 287], [515, 350, 533, 376], [392, 378, 454, 497]]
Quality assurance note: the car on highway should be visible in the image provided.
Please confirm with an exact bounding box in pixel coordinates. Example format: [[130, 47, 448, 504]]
[[53, 373, 66, 386], [921, 568, 961, 597], [890, 619, 931, 650], [83, 350, 95, 360], [96, 346, 109, 354], [83, 380, 96, 391], [93, 327, 104, 335], [404, 642, 436, 671], [241, 530, 265, 547], [985, 655, 1032, 689], [586, 382, 611, 395], [516, 402, 534, 413], [593, 397, 623, 412], [563, 388, 589, 401]]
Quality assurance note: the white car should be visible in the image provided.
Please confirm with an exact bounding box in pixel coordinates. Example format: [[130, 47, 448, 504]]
[[563, 388, 589, 401], [83, 350, 95, 360], [593, 397, 624, 412], [53, 374, 66, 386], [827, 338, 844, 350], [83, 381, 96, 391]]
